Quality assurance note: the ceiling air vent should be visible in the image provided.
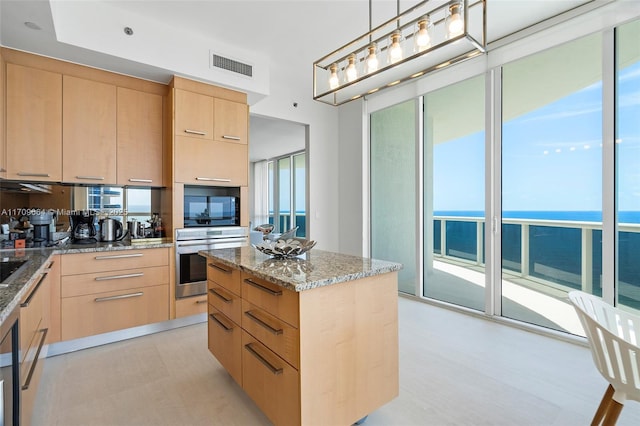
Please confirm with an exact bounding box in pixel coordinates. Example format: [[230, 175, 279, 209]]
[[211, 53, 253, 77]]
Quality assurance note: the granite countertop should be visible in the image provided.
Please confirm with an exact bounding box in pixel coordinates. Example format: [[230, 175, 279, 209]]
[[0, 239, 174, 325], [199, 246, 402, 292]]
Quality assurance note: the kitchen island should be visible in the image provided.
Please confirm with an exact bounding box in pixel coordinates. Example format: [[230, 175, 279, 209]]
[[200, 246, 402, 426]]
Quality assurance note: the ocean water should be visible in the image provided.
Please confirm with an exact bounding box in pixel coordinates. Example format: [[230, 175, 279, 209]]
[[435, 210, 640, 223]]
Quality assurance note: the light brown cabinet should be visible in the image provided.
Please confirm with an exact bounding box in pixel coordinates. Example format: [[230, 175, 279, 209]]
[[60, 248, 169, 341], [213, 98, 248, 144], [206, 260, 399, 426], [174, 136, 248, 186], [117, 87, 164, 186], [62, 75, 117, 184], [0, 50, 6, 178], [175, 294, 208, 318], [6, 63, 63, 182], [20, 262, 52, 426], [174, 89, 213, 139]]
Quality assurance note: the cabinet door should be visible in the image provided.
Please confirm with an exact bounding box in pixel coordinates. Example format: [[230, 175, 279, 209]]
[[0, 51, 5, 178], [117, 87, 163, 186], [174, 89, 213, 139], [208, 305, 242, 386], [63, 75, 116, 184], [174, 136, 248, 186], [6, 64, 63, 182], [213, 98, 248, 144]]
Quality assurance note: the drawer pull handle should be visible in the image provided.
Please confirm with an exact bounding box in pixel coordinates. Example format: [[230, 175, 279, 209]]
[[128, 178, 153, 183], [95, 253, 143, 260], [46, 260, 55, 270], [76, 175, 105, 180], [21, 272, 47, 308], [196, 299, 208, 304], [184, 129, 207, 136], [95, 272, 144, 281], [209, 263, 232, 274], [195, 177, 232, 182], [209, 288, 232, 303], [209, 313, 233, 332], [245, 343, 283, 375], [244, 278, 282, 296], [95, 292, 143, 302], [17, 172, 50, 177], [244, 310, 283, 335], [21, 328, 48, 391], [222, 135, 241, 141]]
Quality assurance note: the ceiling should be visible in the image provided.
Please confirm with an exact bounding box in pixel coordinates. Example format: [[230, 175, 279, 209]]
[[0, 0, 598, 160]]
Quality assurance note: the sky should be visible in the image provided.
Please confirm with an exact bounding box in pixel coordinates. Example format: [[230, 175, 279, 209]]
[[434, 60, 640, 216]]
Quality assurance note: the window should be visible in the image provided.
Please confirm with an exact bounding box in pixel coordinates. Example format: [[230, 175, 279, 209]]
[[268, 152, 306, 237]]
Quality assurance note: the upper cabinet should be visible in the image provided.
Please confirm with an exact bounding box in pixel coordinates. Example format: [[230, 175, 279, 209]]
[[117, 87, 164, 186], [174, 89, 213, 139], [213, 98, 248, 145], [63, 75, 117, 185], [0, 50, 5, 178], [6, 64, 63, 182]]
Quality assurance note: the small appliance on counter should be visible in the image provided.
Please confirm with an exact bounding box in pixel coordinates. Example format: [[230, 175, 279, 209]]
[[99, 217, 126, 242], [70, 211, 97, 244], [29, 211, 54, 247]]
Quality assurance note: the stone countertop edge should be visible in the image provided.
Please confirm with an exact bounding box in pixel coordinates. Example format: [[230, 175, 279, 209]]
[[199, 247, 403, 292], [0, 241, 174, 325]]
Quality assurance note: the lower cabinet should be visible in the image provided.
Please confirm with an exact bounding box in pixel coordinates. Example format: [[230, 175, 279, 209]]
[[206, 264, 399, 426], [175, 294, 208, 318], [60, 248, 170, 341], [20, 263, 52, 426]]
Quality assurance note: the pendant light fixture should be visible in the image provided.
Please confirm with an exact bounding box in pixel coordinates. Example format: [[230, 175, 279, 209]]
[[313, 0, 486, 106]]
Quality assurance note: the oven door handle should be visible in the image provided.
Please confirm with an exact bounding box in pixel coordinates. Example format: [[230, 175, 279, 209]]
[[176, 238, 247, 249]]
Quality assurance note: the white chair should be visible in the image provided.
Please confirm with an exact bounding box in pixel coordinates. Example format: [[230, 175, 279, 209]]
[[568, 291, 640, 425]]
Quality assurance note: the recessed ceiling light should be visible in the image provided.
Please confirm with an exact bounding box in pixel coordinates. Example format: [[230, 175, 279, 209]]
[[124, 27, 134, 36], [24, 21, 42, 30]]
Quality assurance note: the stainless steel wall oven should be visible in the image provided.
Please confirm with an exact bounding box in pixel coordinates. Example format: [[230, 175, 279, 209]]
[[175, 227, 248, 299]]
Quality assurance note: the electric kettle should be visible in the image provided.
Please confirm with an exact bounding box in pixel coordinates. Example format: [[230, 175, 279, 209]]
[[99, 218, 125, 242]]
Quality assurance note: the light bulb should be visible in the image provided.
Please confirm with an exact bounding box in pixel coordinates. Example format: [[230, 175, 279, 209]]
[[447, 3, 464, 38], [329, 63, 339, 89], [415, 18, 431, 52], [388, 31, 403, 64], [365, 43, 379, 73], [345, 54, 358, 82]]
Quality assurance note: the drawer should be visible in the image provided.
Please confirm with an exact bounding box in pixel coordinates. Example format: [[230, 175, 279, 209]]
[[61, 265, 169, 298], [208, 280, 242, 325], [61, 248, 168, 276], [61, 284, 169, 340], [241, 299, 299, 369], [175, 294, 208, 318], [19, 272, 47, 363], [208, 305, 242, 386], [241, 331, 300, 426], [241, 272, 299, 328], [207, 261, 241, 296]]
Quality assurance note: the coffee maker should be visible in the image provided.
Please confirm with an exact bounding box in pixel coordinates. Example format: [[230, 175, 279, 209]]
[[29, 212, 53, 247], [70, 211, 97, 244]]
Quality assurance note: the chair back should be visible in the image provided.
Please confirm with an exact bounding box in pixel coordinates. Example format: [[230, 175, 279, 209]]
[[568, 291, 640, 402]]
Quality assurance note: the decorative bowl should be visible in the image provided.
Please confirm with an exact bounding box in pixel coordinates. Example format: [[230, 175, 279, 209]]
[[253, 238, 316, 258]]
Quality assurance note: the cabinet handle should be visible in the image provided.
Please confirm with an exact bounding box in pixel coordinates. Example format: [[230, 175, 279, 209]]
[[95, 253, 143, 260], [245, 343, 283, 375], [209, 263, 232, 274], [17, 172, 50, 177], [21, 272, 47, 308], [128, 178, 153, 183], [21, 328, 48, 391], [46, 260, 55, 270], [209, 288, 232, 303], [196, 299, 208, 304], [76, 175, 105, 180], [244, 310, 283, 335], [195, 177, 232, 182], [184, 129, 207, 136], [95, 292, 143, 302], [222, 135, 241, 141], [244, 278, 282, 296], [209, 313, 233, 332], [95, 272, 144, 281]]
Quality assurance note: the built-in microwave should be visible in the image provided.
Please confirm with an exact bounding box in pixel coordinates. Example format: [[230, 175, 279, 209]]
[[183, 186, 241, 227]]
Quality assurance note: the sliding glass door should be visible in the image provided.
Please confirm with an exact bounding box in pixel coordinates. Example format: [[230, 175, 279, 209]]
[[616, 20, 640, 313], [423, 75, 485, 311], [501, 33, 603, 333]]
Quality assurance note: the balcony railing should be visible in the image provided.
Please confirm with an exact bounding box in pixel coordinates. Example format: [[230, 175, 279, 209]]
[[433, 215, 640, 309]]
